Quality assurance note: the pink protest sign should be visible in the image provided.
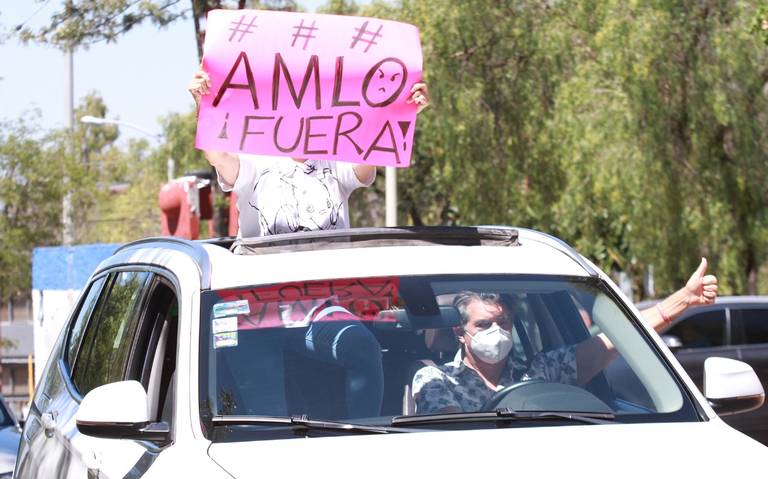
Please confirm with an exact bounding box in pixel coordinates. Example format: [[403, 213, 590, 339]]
[[195, 9, 423, 167]]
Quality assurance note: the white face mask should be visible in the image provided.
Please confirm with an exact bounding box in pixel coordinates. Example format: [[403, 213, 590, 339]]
[[465, 323, 514, 364]]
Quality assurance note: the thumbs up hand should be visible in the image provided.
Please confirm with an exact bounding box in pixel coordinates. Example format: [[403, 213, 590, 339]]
[[685, 258, 718, 306]]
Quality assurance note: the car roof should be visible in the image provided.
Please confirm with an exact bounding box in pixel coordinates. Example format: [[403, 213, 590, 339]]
[[108, 226, 599, 290], [637, 296, 768, 309], [703, 296, 768, 305], [636, 296, 768, 324]]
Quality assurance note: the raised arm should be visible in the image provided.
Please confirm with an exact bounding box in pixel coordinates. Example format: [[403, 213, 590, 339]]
[[575, 258, 718, 385], [352, 82, 431, 183], [640, 258, 718, 331], [188, 68, 240, 186]]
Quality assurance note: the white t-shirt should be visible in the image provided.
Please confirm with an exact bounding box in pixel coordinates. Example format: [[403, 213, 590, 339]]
[[219, 155, 375, 238]]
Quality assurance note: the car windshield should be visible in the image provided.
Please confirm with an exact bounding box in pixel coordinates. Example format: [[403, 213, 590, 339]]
[[199, 274, 698, 439]]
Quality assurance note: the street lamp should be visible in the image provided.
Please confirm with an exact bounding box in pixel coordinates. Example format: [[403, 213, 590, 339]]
[[80, 115, 175, 180]]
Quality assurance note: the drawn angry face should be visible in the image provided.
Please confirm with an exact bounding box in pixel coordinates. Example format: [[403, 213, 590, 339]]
[[363, 57, 408, 107]]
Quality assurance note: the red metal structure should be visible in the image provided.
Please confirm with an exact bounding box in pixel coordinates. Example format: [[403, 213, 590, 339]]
[[159, 175, 238, 239]]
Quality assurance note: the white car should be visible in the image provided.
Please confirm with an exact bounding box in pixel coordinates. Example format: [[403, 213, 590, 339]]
[[14, 226, 768, 478]]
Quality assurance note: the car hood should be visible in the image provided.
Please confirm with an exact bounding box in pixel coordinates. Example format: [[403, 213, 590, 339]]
[[0, 426, 20, 473], [208, 421, 768, 478]]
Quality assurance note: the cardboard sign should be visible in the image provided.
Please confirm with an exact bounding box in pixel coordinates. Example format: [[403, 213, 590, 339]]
[[195, 9, 423, 167]]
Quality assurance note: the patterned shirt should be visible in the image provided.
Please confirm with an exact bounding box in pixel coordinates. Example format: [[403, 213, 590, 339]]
[[219, 155, 375, 238], [412, 346, 578, 413]]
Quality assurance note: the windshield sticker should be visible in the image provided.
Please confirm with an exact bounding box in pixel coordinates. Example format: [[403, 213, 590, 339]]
[[213, 331, 239, 349], [213, 299, 250, 318], [215, 277, 400, 330], [212, 316, 239, 334]]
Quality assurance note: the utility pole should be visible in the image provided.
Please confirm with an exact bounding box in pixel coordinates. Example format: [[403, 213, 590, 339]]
[[62, 44, 75, 245], [385, 166, 397, 227]]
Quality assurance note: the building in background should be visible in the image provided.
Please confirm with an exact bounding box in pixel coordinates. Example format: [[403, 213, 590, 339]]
[[0, 297, 34, 419]]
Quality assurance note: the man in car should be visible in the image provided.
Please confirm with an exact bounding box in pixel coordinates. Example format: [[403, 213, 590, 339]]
[[412, 258, 718, 413]]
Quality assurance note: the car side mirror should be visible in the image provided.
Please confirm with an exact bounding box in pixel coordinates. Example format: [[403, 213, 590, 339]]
[[703, 357, 765, 416], [76, 380, 170, 445], [661, 334, 683, 350]]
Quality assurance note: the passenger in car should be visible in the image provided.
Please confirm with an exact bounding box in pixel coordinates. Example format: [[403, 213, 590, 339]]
[[412, 258, 719, 413], [188, 68, 429, 238], [286, 299, 385, 418], [226, 297, 387, 419]]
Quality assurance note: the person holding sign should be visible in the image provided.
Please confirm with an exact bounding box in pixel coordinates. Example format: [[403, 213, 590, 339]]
[[189, 68, 429, 237], [189, 72, 425, 415], [189, 9, 428, 418], [190, 9, 428, 237]]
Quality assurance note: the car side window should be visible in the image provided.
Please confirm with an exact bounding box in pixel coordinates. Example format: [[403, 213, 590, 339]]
[[733, 308, 768, 345], [72, 271, 151, 396], [667, 310, 726, 348], [124, 277, 179, 423], [66, 276, 108, 367]]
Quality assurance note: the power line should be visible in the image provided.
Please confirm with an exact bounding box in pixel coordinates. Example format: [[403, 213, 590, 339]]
[[14, 0, 54, 31]]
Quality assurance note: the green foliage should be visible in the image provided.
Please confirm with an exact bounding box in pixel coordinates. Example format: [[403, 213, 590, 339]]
[[84, 107, 207, 243], [317, 0, 360, 15], [80, 106, 208, 243], [0, 117, 61, 300], [16, 1, 297, 59], [17, 0, 189, 48], [352, 0, 768, 297], [0, 93, 177, 300], [152, 109, 208, 179], [751, 5, 768, 45], [5, 0, 768, 300]]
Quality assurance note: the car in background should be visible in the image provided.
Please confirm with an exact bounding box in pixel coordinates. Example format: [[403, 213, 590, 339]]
[[13, 227, 768, 478], [638, 296, 768, 444], [0, 395, 21, 479]]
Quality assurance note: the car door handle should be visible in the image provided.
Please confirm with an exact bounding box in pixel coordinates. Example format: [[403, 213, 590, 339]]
[[41, 412, 57, 437]]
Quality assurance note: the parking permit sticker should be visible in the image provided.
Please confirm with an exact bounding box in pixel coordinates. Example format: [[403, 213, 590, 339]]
[[213, 331, 238, 349], [213, 300, 250, 318], [212, 316, 238, 334]]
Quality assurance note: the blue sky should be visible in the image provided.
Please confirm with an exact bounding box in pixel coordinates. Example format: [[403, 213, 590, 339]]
[[0, 0, 337, 143]]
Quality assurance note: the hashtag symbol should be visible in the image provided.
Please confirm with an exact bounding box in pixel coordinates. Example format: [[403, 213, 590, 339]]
[[291, 19, 318, 50], [350, 21, 383, 53], [228, 14, 258, 42]]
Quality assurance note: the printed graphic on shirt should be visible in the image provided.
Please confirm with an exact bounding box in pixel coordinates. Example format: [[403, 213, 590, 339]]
[[249, 163, 342, 235]]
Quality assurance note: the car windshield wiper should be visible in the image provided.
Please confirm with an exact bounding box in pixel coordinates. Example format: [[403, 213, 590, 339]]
[[391, 407, 616, 426], [211, 414, 414, 434]]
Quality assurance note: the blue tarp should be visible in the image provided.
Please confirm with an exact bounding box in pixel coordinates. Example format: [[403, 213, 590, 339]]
[[32, 243, 120, 291]]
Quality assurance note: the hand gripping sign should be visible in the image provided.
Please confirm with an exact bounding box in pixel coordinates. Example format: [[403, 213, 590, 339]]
[[195, 9, 423, 167]]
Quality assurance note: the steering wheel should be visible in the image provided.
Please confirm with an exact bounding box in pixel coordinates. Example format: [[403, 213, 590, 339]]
[[482, 379, 613, 413]]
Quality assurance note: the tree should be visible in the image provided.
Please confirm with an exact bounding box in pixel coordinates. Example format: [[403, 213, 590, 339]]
[[12, 0, 768, 296], [568, 0, 768, 294], [15, 1, 303, 237], [0, 117, 65, 301], [357, 1, 571, 228], [0, 91, 165, 279], [317, 0, 359, 15], [752, 5, 768, 45], [358, 0, 768, 296], [17, 0, 297, 61]]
